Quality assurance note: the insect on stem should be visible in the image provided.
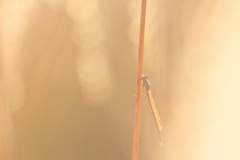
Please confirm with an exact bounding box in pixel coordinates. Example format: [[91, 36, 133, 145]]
[[142, 75, 163, 145]]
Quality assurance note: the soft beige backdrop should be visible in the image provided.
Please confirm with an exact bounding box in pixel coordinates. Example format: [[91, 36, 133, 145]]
[[1, 0, 240, 160]]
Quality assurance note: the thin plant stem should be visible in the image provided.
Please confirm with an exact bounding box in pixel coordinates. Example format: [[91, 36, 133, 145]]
[[132, 0, 147, 160]]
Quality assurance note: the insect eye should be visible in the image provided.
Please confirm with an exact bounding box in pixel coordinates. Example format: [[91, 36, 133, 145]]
[[142, 75, 148, 79]]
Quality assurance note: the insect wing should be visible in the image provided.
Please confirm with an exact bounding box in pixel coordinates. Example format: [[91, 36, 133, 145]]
[[146, 90, 162, 131]]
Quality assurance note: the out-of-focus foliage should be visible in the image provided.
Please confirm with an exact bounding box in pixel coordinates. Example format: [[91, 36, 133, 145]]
[[1, 0, 240, 160]]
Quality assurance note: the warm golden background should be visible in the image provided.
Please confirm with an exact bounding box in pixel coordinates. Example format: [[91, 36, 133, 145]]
[[1, 0, 240, 160]]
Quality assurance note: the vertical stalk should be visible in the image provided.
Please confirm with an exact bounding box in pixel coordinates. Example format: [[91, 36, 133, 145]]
[[132, 0, 147, 160]]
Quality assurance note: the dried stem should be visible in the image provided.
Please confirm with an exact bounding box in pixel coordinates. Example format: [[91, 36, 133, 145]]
[[132, 0, 147, 160]]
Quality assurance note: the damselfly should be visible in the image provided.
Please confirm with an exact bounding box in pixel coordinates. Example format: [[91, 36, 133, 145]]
[[142, 75, 163, 145]]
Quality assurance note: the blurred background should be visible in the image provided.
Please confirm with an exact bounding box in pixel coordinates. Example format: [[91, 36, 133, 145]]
[[1, 0, 240, 160]]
